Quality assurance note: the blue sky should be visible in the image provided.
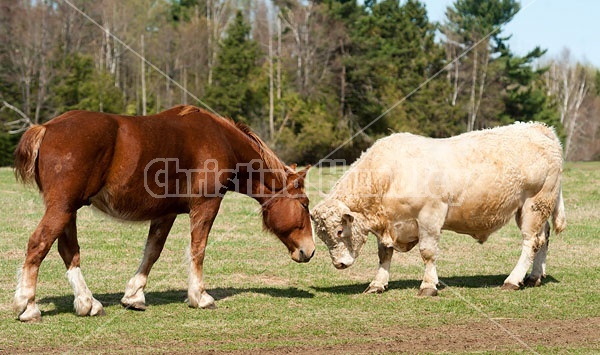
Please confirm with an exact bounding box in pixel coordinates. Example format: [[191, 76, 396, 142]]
[[423, 0, 600, 67]]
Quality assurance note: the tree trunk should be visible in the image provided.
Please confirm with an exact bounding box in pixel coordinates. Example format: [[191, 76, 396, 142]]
[[468, 49, 478, 131], [141, 34, 147, 115], [268, 23, 275, 141]]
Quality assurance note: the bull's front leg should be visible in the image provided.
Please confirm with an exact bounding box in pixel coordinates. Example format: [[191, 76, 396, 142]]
[[364, 240, 393, 294], [417, 231, 440, 296], [416, 206, 445, 296]]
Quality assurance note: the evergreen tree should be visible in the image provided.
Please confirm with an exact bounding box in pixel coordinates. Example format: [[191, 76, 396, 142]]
[[501, 47, 561, 129], [53, 53, 124, 114], [340, 0, 460, 137], [206, 11, 261, 122]]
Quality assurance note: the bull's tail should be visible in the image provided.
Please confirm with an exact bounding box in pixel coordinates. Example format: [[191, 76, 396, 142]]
[[552, 185, 566, 234], [14, 125, 46, 189]]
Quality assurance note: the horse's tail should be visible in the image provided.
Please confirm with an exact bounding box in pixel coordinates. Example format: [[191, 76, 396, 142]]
[[552, 185, 566, 234], [14, 125, 46, 189]]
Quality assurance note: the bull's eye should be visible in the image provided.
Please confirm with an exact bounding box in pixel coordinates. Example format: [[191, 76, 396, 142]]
[[336, 228, 343, 237]]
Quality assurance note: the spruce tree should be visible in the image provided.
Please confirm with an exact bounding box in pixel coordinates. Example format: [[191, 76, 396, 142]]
[[206, 11, 260, 123]]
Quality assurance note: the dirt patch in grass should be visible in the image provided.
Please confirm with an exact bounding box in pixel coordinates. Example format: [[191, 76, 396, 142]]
[[3, 317, 597, 354], [235, 316, 600, 354]]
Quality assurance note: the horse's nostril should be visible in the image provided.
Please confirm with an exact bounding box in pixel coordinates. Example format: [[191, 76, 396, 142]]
[[310, 249, 315, 258]]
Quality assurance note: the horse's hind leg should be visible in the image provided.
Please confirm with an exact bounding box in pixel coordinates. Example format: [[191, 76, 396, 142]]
[[14, 209, 74, 322], [524, 221, 550, 287], [121, 214, 177, 310], [58, 214, 104, 317]]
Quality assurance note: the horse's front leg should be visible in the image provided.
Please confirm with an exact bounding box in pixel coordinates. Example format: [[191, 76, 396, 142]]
[[187, 197, 223, 309], [121, 214, 177, 310]]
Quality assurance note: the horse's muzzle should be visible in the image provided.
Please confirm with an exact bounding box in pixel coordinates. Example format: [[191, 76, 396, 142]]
[[291, 247, 315, 263]]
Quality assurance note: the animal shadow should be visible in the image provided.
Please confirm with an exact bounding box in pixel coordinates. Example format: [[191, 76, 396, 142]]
[[311, 274, 559, 295], [37, 286, 313, 317]]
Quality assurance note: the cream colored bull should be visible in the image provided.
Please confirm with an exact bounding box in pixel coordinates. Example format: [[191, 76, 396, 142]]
[[312, 122, 566, 296]]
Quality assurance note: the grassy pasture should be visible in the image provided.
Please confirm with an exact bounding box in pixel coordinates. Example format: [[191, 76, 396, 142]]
[[0, 163, 599, 354]]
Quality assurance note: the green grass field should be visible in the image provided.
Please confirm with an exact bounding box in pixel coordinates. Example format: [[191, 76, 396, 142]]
[[1, 163, 599, 354]]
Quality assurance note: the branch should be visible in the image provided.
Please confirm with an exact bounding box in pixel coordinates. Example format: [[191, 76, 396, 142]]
[[2, 101, 33, 134]]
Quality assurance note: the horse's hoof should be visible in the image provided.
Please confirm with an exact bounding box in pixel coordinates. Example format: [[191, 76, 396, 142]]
[[201, 302, 217, 310], [417, 288, 438, 297], [121, 301, 147, 311], [524, 277, 542, 287], [501, 282, 520, 291], [187, 291, 216, 309], [363, 282, 387, 294], [18, 305, 42, 323]]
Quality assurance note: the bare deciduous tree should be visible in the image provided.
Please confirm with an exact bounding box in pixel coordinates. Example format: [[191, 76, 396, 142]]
[[544, 50, 589, 160]]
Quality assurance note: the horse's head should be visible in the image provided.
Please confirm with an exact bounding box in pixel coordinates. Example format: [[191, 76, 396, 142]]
[[261, 165, 315, 263]]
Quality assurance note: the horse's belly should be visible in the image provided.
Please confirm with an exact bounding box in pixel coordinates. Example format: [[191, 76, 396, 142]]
[[90, 187, 186, 221]]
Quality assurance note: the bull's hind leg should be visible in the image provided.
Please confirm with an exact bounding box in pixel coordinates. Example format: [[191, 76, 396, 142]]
[[14, 209, 74, 322], [121, 214, 177, 310], [58, 214, 104, 317], [502, 202, 549, 290], [524, 221, 550, 287]]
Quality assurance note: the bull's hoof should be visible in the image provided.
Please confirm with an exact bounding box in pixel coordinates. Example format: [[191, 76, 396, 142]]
[[364, 282, 387, 294], [121, 300, 147, 311], [501, 282, 521, 291], [417, 288, 438, 297], [524, 277, 542, 287]]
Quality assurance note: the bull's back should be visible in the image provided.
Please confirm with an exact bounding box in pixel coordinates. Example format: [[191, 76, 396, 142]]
[[377, 124, 563, 235]]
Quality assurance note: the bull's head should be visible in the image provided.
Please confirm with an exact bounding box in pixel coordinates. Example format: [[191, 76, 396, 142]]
[[311, 199, 369, 269]]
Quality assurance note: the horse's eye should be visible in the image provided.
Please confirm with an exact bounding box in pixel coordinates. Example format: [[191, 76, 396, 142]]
[[336, 229, 343, 237]]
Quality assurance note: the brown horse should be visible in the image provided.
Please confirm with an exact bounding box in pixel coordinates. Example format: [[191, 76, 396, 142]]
[[13, 105, 314, 322]]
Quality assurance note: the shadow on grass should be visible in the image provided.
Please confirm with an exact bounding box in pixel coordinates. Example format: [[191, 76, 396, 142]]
[[38, 286, 314, 317], [311, 274, 560, 295]]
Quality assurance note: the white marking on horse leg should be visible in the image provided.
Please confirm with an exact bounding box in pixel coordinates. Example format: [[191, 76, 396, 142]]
[[187, 266, 215, 309], [121, 274, 148, 309], [14, 267, 41, 322], [13, 268, 28, 315], [67, 267, 104, 316]]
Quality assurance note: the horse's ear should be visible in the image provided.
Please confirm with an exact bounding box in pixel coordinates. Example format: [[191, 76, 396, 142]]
[[298, 165, 311, 180]]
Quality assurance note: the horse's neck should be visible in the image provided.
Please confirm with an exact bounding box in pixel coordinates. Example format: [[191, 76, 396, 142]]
[[227, 131, 285, 199]]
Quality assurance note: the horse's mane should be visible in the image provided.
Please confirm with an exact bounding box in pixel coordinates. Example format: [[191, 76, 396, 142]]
[[177, 105, 287, 184]]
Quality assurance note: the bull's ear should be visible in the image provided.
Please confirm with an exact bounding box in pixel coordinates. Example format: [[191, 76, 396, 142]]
[[288, 163, 298, 172], [342, 212, 354, 225]]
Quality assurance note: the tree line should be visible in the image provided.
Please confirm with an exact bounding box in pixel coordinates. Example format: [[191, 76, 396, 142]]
[[1, 0, 599, 166]]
